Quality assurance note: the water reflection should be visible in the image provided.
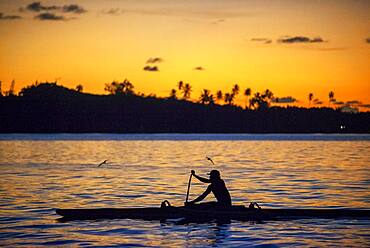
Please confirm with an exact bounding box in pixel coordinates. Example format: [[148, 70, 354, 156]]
[[183, 223, 231, 247], [0, 138, 369, 247]]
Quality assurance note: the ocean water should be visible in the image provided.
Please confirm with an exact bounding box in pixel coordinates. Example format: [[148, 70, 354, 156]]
[[0, 134, 369, 247]]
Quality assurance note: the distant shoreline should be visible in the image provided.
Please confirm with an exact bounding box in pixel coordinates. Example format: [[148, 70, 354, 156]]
[[1, 83, 369, 134], [1, 133, 369, 141]]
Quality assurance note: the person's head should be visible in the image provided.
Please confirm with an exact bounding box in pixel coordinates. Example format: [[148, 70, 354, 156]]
[[208, 169, 221, 181]]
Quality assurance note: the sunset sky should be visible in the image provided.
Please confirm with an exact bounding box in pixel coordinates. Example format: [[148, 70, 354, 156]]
[[0, 0, 369, 107]]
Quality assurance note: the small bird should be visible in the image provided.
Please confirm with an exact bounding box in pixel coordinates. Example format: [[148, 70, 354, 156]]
[[98, 160, 108, 167], [206, 157, 215, 165]]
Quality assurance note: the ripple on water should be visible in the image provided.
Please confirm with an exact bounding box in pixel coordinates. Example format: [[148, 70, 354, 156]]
[[41, 239, 82, 246], [76, 227, 147, 236]]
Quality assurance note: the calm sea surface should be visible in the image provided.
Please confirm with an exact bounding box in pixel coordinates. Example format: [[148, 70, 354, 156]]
[[0, 134, 369, 247]]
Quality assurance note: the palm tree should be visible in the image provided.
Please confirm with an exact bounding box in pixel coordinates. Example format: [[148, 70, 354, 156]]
[[178, 81, 183, 91], [308, 93, 314, 107], [199, 89, 209, 104], [244, 88, 251, 109], [216, 90, 223, 103], [169, 89, 177, 99], [4, 80, 16, 96], [104, 79, 134, 95], [224, 92, 234, 105], [263, 89, 273, 99], [199, 89, 214, 104], [104, 81, 117, 94], [8, 80, 15, 96], [122, 79, 134, 94], [232, 84, 240, 96], [248, 89, 275, 110], [209, 94, 215, 105], [76, 84, 83, 92], [249, 92, 260, 110], [328, 91, 334, 107], [182, 83, 192, 100]]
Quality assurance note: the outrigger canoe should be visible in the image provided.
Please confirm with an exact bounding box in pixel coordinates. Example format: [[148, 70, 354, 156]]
[[56, 205, 370, 222]]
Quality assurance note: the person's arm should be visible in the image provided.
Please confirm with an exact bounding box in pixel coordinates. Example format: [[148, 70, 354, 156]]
[[191, 170, 211, 183], [190, 185, 212, 204]]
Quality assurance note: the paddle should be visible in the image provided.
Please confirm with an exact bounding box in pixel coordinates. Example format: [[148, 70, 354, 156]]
[[185, 171, 193, 204], [185, 158, 213, 205]]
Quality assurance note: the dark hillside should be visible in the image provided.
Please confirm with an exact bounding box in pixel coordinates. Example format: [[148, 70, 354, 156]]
[[0, 83, 369, 133]]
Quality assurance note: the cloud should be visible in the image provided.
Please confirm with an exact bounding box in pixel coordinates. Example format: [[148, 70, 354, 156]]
[[123, 8, 252, 19], [251, 38, 272, 44], [278, 36, 325, 44], [0, 12, 22, 20], [35, 12, 66, 21], [340, 104, 359, 113], [143, 66, 159, 72], [316, 47, 347, 51], [62, 4, 86, 14], [347, 100, 362, 105], [211, 19, 225, 24], [333, 101, 344, 105], [272, 96, 297, 103], [25, 2, 59, 12], [313, 99, 323, 105], [102, 8, 124, 15], [194, 66, 205, 71], [249, 36, 327, 45], [366, 38, 370, 43], [23, 2, 86, 14], [144, 58, 162, 71], [146, 57, 163, 63], [359, 104, 370, 108]]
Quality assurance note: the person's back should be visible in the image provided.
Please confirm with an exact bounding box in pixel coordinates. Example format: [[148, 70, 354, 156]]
[[186, 170, 232, 206], [209, 178, 232, 206]]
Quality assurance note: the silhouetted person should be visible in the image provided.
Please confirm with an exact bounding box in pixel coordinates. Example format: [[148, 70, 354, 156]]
[[186, 170, 232, 207]]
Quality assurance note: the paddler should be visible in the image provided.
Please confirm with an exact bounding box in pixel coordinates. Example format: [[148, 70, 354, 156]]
[[185, 169, 232, 207]]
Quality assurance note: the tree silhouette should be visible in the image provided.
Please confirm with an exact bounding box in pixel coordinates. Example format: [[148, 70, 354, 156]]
[[244, 88, 252, 109], [232, 84, 240, 96], [222, 84, 240, 105], [209, 94, 215, 104], [249, 89, 274, 110], [328, 91, 335, 107], [216, 90, 223, 104], [3, 80, 16, 96], [178, 81, 183, 91], [263, 89, 273, 99], [308, 93, 314, 107], [182, 83, 192, 100], [104, 79, 134, 95], [199, 89, 214, 105], [249, 92, 259, 109], [224, 92, 234, 105], [169, 89, 177, 99], [76, 84, 83, 93], [18, 82, 77, 98]]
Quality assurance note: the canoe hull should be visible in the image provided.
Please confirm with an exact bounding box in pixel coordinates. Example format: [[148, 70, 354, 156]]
[[56, 206, 370, 221]]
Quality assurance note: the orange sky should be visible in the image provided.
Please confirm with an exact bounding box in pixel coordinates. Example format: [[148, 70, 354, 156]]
[[0, 0, 369, 108]]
